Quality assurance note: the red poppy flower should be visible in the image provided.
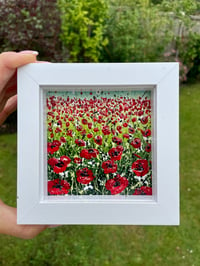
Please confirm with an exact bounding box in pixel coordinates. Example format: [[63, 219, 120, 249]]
[[108, 147, 123, 161], [102, 125, 111, 135], [87, 133, 93, 138], [145, 143, 151, 152], [88, 122, 93, 129], [102, 160, 118, 174], [133, 186, 152, 195], [132, 159, 149, 176], [48, 155, 71, 173], [48, 111, 55, 118], [105, 175, 129, 195], [47, 140, 61, 154], [76, 168, 95, 184], [123, 134, 130, 139], [138, 110, 144, 116], [48, 157, 59, 167], [116, 145, 124, 152], [57, 120, 62, 126], [66, 122, 70, 127], [52, 140, 61, 147], [128, 127, 135, 134], [55, 127, 62, 133], [94, 136, 103, 145], [82, 118, 88, 125], [123, 104, 129, 111], [67, 130, 73, 137], [144, 129, 151, 137], [146, 110, 150, 115], [116, 125, 122, 133], [123, 122, 128, 127], [75, 139, 86, 146], [141, 116, 148, 124], [60, 136, 66, 143], [130, 138, 141, 148], [74, 157, 82, 164], [81, 129, 86, 136], [111, 129, 116, 135], [80, 148, 99, 159], [132, 117, 137, 123], [119, 104, 123, 112], [76, 125, 83, 131], [139, 129, 151, 137], [93, 127, 99, 132], [112, 136, 122, 145], [48, 179, 71, 195]]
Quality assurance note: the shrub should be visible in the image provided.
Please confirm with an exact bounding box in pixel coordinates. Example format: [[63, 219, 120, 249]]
[[0, 0, 63, 61], [102, 0, 173, 62], [178, 33, 200, 82], [160, 0, 200, 82], [58, 0, 108, 62], [161, 0, 200, 18]]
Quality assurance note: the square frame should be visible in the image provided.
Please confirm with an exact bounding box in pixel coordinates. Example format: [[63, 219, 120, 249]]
[[17, 63, 179, 225]]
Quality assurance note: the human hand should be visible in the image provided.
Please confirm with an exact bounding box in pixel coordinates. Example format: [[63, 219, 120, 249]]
[[0, 51, 39, 124], [0, 199, 48, 239], [0, 51, 48, 238]]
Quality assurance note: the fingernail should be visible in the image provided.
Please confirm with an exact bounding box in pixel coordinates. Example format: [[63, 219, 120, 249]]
[[19, 50, 39, 55]]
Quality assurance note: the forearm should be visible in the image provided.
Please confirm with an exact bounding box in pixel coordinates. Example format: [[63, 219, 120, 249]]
[[0, 199, 47, 239]]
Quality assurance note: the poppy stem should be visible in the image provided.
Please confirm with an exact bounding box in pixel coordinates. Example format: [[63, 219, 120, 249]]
[[131, 181, 142, 190]]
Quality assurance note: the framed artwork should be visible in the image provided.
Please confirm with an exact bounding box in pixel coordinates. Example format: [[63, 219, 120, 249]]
[[17, 63, 179, 225]]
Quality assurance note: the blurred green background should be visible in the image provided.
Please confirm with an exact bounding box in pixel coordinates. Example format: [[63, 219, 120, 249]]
[[0, 0, 200, 265]]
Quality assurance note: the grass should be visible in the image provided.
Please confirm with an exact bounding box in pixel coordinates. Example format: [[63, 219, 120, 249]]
[[0, 82, 200, 265]]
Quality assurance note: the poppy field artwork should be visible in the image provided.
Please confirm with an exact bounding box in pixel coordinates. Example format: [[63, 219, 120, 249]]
[[46, 89, 153, 196]]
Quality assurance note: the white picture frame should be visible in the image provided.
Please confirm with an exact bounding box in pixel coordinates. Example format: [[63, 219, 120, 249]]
[[17, 63, 179, 225]]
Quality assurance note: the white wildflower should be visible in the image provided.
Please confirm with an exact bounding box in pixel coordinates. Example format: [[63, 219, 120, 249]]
[[59, 172, 64, 177]]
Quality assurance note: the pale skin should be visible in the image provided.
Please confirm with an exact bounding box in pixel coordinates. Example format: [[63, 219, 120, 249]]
[[0, 51, 48, 239]]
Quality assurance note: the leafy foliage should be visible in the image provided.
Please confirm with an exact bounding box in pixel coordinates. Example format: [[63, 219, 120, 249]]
[[160, 0, 200, 81], [0, 0, 200, 80], [161, 0, 200, 34], [58, 0, 108, 62], [102, 0, 173, 62], [161, 0, 200, 17], [178, 33, 200, 82], [0, 0, 63, 61]]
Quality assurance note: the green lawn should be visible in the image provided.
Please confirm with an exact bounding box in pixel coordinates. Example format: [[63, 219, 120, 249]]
[[0, 83, 200, 266]]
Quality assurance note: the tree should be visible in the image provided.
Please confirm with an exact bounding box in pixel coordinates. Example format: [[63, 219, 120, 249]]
[[103, 0, 173, 62], [0, 0, 62, 61], [58, 0, 108, 62]]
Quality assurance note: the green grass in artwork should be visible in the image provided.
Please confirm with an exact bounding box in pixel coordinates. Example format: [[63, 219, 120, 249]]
[[0, 83, 200, 266], [46, 89, 152, 196]]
